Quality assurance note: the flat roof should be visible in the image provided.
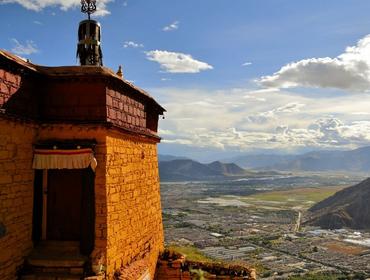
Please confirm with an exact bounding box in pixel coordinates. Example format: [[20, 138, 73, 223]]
[[0, 49, 165, 113]]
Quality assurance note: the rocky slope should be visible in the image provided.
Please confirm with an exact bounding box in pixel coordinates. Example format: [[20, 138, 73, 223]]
[[306, 178, 370, 229]]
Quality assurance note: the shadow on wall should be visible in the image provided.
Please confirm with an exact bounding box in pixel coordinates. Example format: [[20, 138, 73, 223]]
[[1, 73, 41, 119], [0, 222, 6, 238]]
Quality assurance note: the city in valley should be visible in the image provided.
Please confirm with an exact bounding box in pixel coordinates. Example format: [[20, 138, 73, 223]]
[[161, 174, 370, 279]]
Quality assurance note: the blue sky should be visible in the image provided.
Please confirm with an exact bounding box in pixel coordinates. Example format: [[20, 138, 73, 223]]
[[2, 0, 370, 161]]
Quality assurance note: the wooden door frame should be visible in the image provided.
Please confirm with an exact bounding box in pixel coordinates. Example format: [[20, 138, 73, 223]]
[[42, 170, 48, 240], [32, 168, 96, 255]]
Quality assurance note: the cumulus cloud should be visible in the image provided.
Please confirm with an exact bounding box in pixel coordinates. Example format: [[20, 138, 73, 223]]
[[246, 102, 305, 124], [163, 21, 179, 32], [123, 41, 144, 48], [0, 0, 112, 16], [162, 117, 370, 151], [153, 87, 370, 151], [145, 50, 213, 73], [10, 38, 38, 55], [260, 35, 370, 92], [307, 117, 370, 146]]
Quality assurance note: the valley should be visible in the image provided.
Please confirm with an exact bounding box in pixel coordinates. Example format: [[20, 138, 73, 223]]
[[160, 173, 370, 279]]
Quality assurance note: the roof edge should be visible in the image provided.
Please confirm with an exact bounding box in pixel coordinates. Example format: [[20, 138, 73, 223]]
[[0, 49, 166, 113]]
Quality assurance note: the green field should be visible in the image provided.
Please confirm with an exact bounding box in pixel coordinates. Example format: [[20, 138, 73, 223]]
[[242, 186, 345, 209]]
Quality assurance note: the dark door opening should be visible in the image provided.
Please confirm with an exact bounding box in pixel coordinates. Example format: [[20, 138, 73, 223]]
[[33, 167, 95, 255], [47, 169, 83, 240]]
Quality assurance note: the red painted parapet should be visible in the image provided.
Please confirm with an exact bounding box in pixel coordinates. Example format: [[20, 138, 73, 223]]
[[0, 50, 165, 140]]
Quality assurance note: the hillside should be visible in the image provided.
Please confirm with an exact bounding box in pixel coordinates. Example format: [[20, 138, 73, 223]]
[[207, 161, 246, 176], [158, 159, 277, 181], [306, 178, 370, 229]]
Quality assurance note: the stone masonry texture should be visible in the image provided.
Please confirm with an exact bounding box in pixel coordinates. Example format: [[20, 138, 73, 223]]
[[105, 132, 164, 279], [0, 121, 165, 280], [0, 119, 38, 280], [0, 51, 165, 280]]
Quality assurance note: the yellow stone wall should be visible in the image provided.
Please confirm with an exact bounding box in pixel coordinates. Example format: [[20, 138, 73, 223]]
[[0, 119, 38, 280], [105, 131, 164, 279], [0, 122, 164, 280], [37, 124, 109, 268]]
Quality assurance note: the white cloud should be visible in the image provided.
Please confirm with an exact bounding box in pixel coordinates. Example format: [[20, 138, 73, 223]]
[[159, 129, 176, 136], [243, 95, 266, 102], [260, 34, 370, 92], [146, 50, 213, 73], [246, 102, 305, 124], [152, 86, 370, 151], [0, 0, 112, 16], [10, 38, 38, 55], [275, 102, 305, 113], [242, 62, 252, 66], [33, 20, 42, 25], [352, 112, 370, 115], [163, 21, 179, 32], [123, 41, 144, 48]]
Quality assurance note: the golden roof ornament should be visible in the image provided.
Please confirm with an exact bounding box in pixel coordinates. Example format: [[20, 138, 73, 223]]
[[116, 65, 123, 79], [76, 0, 103, 66]]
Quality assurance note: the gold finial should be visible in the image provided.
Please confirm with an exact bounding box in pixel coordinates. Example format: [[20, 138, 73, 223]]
[[116, 65, 123, 79]]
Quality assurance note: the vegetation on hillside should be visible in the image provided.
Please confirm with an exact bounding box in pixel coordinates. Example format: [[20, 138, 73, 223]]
[[166, 245, 213, 262]]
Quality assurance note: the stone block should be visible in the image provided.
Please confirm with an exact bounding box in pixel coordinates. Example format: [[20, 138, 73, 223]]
[[0, 174, 12, 184]]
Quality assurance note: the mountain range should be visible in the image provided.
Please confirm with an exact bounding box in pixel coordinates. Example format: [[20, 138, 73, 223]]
[[158, 154, 188, 162], [223, 146, 370, 172], [158, 159, 279, 181], [306, 178, 370, 229]]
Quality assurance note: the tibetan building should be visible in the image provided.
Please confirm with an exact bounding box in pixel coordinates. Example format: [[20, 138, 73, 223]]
[[0, 3, 256, 279], [0, 49, 165, 279]]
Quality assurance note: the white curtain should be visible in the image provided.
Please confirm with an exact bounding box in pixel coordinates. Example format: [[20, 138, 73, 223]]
[[32, 148, 97, 171]]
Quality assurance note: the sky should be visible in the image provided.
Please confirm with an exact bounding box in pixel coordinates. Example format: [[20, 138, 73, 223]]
[[2, 0, 370, 161]]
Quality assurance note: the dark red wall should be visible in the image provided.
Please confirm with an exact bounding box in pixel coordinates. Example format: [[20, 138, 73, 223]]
[[0, 65, 160, 137], [0, 69, 21, 105], [40, 79, 107, 122], [0, 68, 40, 118]]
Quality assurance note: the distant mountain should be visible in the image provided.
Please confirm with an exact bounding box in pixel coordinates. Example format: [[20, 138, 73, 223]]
[[207, 161, 246, 176], [224, 154, 296, 169], [158, 154, 188, 162], [306, 178, 370, 229], [269, 146, 370, 172], [226, 146, 370, 172], [159, 159, 278, 181]]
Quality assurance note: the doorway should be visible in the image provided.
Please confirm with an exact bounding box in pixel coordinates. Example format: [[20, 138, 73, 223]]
[[32, 168, 95, 255], [47, 169, 83, 240]]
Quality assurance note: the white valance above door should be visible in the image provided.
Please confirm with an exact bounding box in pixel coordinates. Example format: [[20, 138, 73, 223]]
[[32, 148, 97, 171]]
